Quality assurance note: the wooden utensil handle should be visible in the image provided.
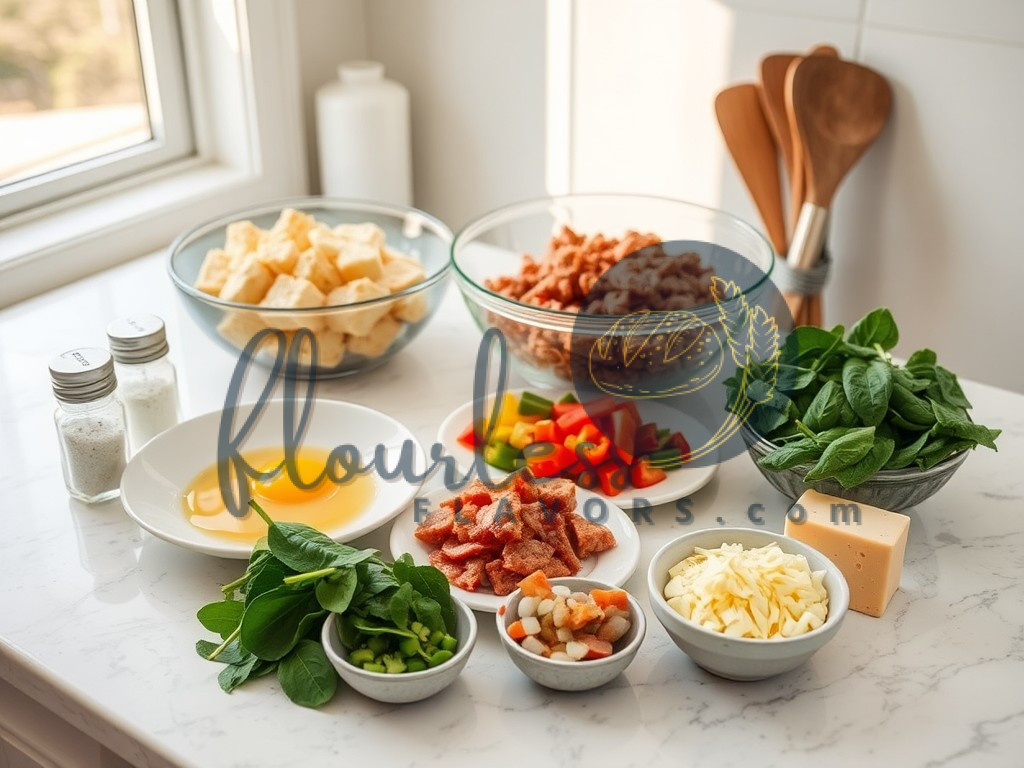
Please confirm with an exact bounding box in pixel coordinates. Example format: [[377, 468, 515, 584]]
[[787, 203, 829, 271]]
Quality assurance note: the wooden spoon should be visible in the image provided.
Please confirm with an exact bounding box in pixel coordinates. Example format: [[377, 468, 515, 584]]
[[714, 83, 788, 256], [760, 46, 839, 233], [791, 45, 838, 327], [785, 56, 892, 272]]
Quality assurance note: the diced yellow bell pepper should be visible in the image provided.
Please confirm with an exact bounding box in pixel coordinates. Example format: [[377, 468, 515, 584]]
[[492, 425, 514, 444], [509, 421, 536, 450], [497, 393, 521, 428]]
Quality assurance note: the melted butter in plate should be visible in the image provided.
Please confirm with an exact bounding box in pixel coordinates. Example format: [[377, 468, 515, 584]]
[[182, 447, 375, 544]]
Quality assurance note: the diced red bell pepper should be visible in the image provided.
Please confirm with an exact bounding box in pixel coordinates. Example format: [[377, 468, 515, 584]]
[[533, 419, 560, 444], [597, 461, 629, 497], [610, 407, 638, 460], [552, 402, 579, 419], [457, 424, 478, 449], [525, 443, 577, 478], [556, 405, 593, 435], [577, 423, 602, 444], [581, 396, 617, 419], [630, 459, 667, 489], [666, 431, 691, 459], [614, 401, 641, 424], [634, 422, 660, 455], [578, 437, 610, 467]]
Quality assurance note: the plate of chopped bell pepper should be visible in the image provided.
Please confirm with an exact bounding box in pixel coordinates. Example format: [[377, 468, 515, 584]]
[[438, 389, 717, 506]]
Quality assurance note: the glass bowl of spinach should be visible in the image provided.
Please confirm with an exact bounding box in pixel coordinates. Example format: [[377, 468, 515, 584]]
[[729, 309, 1000, 511]]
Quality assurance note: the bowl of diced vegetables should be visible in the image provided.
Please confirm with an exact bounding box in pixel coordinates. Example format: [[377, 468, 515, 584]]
[[496, 571, 646, 691], [322, 595, 477, 704], [439, 388, 716, 504]]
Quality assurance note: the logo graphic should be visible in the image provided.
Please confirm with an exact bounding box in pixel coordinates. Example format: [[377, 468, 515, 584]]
[[570, 240, 793, 468]]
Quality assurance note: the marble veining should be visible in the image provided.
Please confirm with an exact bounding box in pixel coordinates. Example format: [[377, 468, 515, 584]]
[[1, 252, 1023, 767]]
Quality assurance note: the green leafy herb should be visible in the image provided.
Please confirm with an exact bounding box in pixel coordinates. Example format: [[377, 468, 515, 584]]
[[196, 600, 244, 639], [729, 307, 999, 489], [276, 640, 337, 708]]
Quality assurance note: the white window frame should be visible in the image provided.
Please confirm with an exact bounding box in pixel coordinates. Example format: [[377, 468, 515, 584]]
[[0, 0, 307, 307], [0, 0, 194, 218]]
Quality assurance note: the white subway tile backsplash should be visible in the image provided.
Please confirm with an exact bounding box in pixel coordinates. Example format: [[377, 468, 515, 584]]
[[865, 0, 1024, 46], [715, 0, 863, 22], [827, 27, 1024, 390]]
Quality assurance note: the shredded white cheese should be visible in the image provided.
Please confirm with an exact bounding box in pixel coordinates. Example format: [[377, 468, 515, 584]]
[[663, 542, 828, 639]]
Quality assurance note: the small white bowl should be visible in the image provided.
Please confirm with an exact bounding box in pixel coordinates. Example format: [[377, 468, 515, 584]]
[[321, 598, 477, 703], [647, 528, 849, 681], [496, 577, 646, 691]]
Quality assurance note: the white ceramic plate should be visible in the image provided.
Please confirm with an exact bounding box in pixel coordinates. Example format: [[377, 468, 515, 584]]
[[436, 388, 717, 507], [389, 485, 641, 613], [121, 399, 425, 559]]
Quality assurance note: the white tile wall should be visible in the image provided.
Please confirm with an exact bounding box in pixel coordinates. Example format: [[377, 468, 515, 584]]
[[865, 0, 1024, 45], [296, 0, 1024, 389]]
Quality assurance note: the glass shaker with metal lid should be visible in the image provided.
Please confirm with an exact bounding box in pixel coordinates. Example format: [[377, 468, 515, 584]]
[[49, 348, 130, 504], [107, 314, 181, 451]]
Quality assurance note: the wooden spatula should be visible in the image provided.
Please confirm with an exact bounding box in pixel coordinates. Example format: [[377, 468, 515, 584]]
[[760, 46, 839, 234], [714, 83, 788, 256], [786, 56, 892, 272]]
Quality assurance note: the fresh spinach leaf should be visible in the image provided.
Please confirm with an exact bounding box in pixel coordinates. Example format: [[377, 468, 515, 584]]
[[905, 348, 937, 378], [197, 599, 244, 639], [757, 438, 823, 471], [411, 596, 444, 633], [315, 567, 359, 614], [277, 640, 337, 708], [803, 427, 876, 483], [931, 400, 1000, 449], [915, 437, 975, 469], [842, 358, 892, 426], [244, 557, 296, 606], [848, 308, 899, 350], [355, 561, 399, 596], [392, 558, 456, 634], [890, 383, 936, 426], [931, 366, 972, 409], [891, 366, 930, 393], [388, 582, 415, 629], [268, 521, 377, 573], [196, 639, 246, 665], [802, 380, 844, 431], [884, 432, 930, 469], [218, 654, 260, 693], [833, 438, 895, 488], [240, 584, 325, 661], [350, 616, 418, 639]]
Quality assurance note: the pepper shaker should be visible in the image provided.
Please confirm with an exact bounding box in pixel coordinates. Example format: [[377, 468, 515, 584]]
[[50, 348, 129, 504], [107, 315, 181, 451]]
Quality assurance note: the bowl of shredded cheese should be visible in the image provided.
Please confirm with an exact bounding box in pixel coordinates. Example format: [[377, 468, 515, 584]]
[[646, 528, 849, 681]]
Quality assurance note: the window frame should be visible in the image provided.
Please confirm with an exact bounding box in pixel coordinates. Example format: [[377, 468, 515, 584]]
[[0, 0, 194, 218], [0, 0, 307, 306]]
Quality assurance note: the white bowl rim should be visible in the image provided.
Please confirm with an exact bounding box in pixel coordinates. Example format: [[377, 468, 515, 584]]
[[646, 527, 850, 646], [167, 195, 454, 312], [496, 576, 647, 667], [321, 596, 477, 680]]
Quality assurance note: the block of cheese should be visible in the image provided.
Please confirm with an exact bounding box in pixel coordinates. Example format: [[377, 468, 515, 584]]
[[784, 489, 910, 618]]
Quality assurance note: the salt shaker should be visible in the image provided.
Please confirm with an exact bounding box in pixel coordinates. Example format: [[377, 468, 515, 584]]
[[107, 315, 181, 451], [50, 348, 130, 504]]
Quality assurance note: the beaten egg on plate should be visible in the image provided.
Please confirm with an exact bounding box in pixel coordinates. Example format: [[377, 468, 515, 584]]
[[182, 447, 375, 544]]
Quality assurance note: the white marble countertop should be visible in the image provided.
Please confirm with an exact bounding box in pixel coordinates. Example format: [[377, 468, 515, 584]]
[[1, 252, 1022, 768]]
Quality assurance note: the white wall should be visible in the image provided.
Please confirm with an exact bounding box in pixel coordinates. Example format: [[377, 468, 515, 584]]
[[295, 0, 1024, 391]]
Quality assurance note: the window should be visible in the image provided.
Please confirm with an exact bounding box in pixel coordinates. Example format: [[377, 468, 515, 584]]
[[0, 0, 192, 217]]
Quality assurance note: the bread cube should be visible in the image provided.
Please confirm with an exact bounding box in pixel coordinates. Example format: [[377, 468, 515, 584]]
[[256, 234, 299, 275], [219, 255, 274, 305], [259, 274, 326, 331], [195, 248, 233, 296], [271, 208, 316, 251], [294, 248, 343, 294], [225, 220, 263, 264], [379, 254, 426, 293], [312, 330, 347, 368], [325, 278, 390, 336], [336, 241, 384, 282], [217, 310, 268, 352], [334, 222, 386, 251], [308, 226, 345, 259], [392, 292, 430, 324], [348, 315, 402, 358]]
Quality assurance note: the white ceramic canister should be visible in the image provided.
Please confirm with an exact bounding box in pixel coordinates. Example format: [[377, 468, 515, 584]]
[[316, 61, 412, 206]]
